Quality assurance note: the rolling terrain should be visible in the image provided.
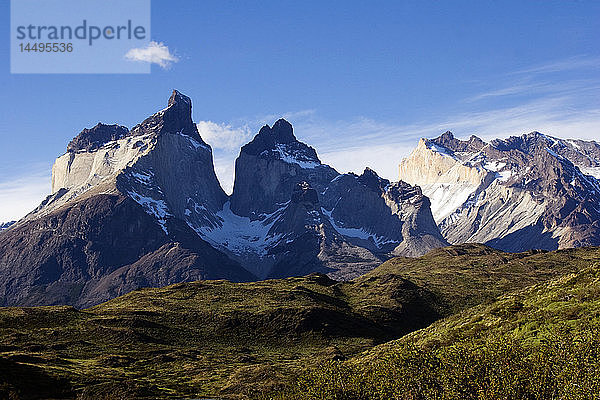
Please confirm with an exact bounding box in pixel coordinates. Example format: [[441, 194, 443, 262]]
[[1, 244, 599, 399]]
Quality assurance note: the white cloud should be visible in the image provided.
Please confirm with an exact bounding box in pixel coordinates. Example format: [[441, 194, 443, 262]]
[[197, 121, 253, 151], [124, 41, 179, 69], [0, 171, 50, 222], [213, 155, 236, 195]]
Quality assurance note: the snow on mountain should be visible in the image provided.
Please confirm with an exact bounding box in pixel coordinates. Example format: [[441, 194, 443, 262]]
[[193, 201, 286, 257], [399, 131, 600, 251], [0, 221, 15, 231], [222, 121, 447, 278], [0, 90, 254, 307]]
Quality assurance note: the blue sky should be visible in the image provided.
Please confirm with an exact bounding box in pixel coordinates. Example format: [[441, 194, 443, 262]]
[[1, 0, 599, 221]]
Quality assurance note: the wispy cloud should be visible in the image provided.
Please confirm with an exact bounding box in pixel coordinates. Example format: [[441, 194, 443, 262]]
[[0, 169, 49, 222], [203, 85, 600, 191], [124, 41, 179, 69], [512, 55, 600, 75]]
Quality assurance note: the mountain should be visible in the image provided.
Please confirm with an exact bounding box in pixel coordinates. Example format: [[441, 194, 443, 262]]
[[399, 131, 600, 251], [0, 90, 446, 306], [0, 90, 254, 308], [1, 244, 598, 399], [198, 119, 447, 279]]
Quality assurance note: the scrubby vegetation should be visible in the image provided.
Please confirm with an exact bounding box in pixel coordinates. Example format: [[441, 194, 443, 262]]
[[0, 245, 599, 399], [266, 262, 600, 399]]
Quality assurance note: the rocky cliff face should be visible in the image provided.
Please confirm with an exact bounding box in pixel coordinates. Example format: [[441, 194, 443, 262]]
[[399, 131, 600, 251], [47, 90, 226, 228], [230, 119, 338, 218], [199, 121, 447, 279], [0, 91, 253, 307], [321, 168, 446, 257], [0, 91, 450, 306]]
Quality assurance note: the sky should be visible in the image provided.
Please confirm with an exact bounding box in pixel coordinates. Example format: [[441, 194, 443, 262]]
[[0, 1, 599, 221]]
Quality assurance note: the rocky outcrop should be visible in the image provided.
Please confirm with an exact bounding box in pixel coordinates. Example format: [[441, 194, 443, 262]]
[[399, 131, 600, 251], [321, 168, 447, 257], [230, 119, 338, 219], [0, 91, 251, 307], [199, 121, 447, 280], [67, 123, 130, 153]]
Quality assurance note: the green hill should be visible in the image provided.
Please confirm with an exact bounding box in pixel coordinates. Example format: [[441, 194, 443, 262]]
[[274, 252, 600, 399], [1, 244, 599, 399]]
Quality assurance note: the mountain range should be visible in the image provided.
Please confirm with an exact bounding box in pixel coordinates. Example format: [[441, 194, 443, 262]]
[[399, 131, 600, 250], [0, 90, 598, 308]]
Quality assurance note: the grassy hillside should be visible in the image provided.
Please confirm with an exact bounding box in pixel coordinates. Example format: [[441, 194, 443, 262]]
[[273, 257, 600, 399], [0, 245, 599, 399]]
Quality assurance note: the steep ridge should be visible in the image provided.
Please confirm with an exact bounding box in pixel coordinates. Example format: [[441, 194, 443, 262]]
[[399, 131, 600, 251], [198, 120, 447, 279], [0, 91, 254, 307], [321, 168, 446, 257]]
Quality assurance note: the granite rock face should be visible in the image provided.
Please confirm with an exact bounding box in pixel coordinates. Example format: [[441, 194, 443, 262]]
[[0, 91, 252, 307], [230, 119, 338, 219], [200, 121, 447, 279], [0, 91, 449, 306], [399, 131, 600, 251]]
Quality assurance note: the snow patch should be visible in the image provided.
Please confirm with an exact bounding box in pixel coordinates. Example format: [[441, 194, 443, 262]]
[[131, 171, 154, 184], [178, 129, 209, 150], [496, 170, 514, 182], [567, 139, 582, 150], [420, 182, 480, 223], [321, 208, 398, 248], [274, 144, 320, 168], [427, 142, 455, 158], [483, 161, 506, 172], [127, 191, 171, 234], [195, 202, 285, 256], [546, 147, 564, 159], [581, 167, 600, 180]]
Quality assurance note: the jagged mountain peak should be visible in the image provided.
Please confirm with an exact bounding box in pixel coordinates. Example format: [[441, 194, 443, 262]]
[[67, 123, 130, 153], [431, 131, 486, 153], [400, 130, 600, 252], [231, 119, 339, 218], [241, 118, 319, 163], [168, 89, 192, 108], [438, 131, 455, 141], [255, 118, 295, 143], [130, 90, 205, 144], [357, 167, 389, 192], [490, 131, 553, 153], [270, 118, 295, 142]]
